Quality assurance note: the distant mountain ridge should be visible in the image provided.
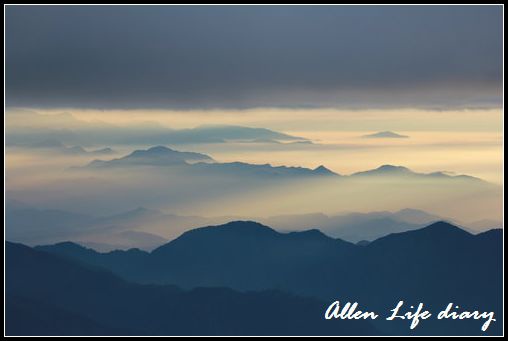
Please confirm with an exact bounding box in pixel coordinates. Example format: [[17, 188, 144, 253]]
[[362, 131, 409, 139], [88, 145, 214, 168], [263, 208, 447, 242], [83, 145, 339, 178], [8, 198, 499, 249], [6, 110, 308, 146], [82, 146, 484, 184], [29, 220, 503, 335], [351, 164, 483, 181], [22, 138, 116, 155]]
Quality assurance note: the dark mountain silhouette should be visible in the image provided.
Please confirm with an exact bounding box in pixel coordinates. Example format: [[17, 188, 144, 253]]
[[351, 223, 503, 335], [362, 131, 409, 139], [188, 162, 339, 178], [351, 165, 483, 182], [6, 242, 376, 336], [352, 164, 418, 177], [6, 295, 130, 336], [313, 165, 337, 175], [35, 221, 502, 335], [37, 221, 353, 289], [88, 145, 214, 168], [81, 148, 484, 185], [83, 146, 339, 178]]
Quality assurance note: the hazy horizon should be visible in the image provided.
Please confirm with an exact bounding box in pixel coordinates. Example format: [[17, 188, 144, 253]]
[[5, 4, 503, 250]]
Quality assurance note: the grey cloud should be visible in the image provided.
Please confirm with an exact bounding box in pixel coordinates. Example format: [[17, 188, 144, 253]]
[[6, 5, 503, 109]]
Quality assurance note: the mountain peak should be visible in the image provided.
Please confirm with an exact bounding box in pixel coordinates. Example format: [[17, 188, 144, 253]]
[[126, 145, 214, 162], [286, 228, 335, 242], [35, 241, 95, 256], [48, 241, 86, 249], [421, 220, 467, 233], [186, 220, 278, 236], [352, 164, 412, 177], [174, 220, 279, 239], [369, 221, 471, 247], [362, 131, 409, 139], [129, 145, 174, 157], [151, 221, 279, 255], [86, 145, 214, 168], [146, 145, 174, 153], [376, 164, 411, 172], [313, 165, 337, 176]]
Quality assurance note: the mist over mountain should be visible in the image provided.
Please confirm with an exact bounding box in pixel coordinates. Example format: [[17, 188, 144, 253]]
[[81, 146, 489, 185], [6, 110, 307, 147], [263, 208, 448, 242], [188, 162, 338, 178], [6, 110, 501, 225], [79, 231, 168, 253], [88, 145, 214, 168], [16, 137, 117, 156], [83, 146, 339, 179], [350, 165, 483, 182], [6, 207, 96, 245], [82, 147, 485, 183], [7, 196, 499, 249]]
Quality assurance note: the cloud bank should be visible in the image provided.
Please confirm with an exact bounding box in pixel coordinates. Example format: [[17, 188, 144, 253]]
[[6, 5, 503, 109]]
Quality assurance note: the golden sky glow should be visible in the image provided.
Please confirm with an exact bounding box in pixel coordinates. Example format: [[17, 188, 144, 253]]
[[23, 107, 502, 132], [12, 107, 502, 184]]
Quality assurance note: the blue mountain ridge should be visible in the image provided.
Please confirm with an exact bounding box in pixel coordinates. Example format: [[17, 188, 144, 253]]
[[29, 220, 503, 336]]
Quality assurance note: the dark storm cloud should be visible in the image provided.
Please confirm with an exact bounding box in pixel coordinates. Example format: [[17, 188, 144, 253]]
[[5, 5, 503, 109]]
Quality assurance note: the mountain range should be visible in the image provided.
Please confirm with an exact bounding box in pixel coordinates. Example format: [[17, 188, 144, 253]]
[[83, 145, 337, 178], [7, 241, 375, 336], [7, 198, 501, 250], [82, 146, 485, 184], [350, 165, 482, 181], [263, 208, 449, 242], [88, 145, 214, 167], [6, 110, 308, 146], [25, 138, 116, 155], [9, 220, 502, 335]]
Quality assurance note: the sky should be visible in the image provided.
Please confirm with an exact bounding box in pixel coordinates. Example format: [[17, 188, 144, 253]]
[[5, 5, 503, 109], [4, 5, 504, 236]]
